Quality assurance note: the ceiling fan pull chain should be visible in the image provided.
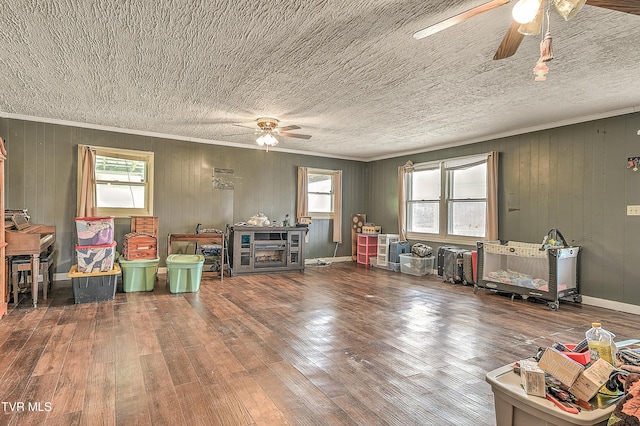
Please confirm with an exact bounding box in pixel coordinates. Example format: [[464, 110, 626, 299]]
[[533, 2, 554, 81], [539, 3, 554, 63]]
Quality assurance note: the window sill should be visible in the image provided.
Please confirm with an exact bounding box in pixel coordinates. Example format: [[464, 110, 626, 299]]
[[309, 214, 334, 220], [406, 232, 485, 248]]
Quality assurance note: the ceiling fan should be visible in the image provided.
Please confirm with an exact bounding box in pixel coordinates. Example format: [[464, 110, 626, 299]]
[[413, 0, 640, 60], [232, 117, 311, 151]]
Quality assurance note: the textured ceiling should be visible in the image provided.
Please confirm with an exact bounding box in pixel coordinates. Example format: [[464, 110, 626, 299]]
[[1, 1, 639, 161]]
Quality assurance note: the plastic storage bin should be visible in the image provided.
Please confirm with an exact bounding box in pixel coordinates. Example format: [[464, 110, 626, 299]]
[[76, 241, 117, 272], [69, 264, 120, 304], [119, 258, 159, 292], [390, 241, 411, 263], [166, 254, 205, 293], [399, 254, 434, 276], [486, 364, 614, 426], [377, 234, 399, 267], [75, 216, 115, 245]]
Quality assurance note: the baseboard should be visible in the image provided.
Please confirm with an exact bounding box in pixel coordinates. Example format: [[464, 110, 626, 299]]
[[579, 296, 640, 316]]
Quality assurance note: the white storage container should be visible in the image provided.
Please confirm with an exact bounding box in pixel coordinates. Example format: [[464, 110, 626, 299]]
[[486, 364, 614, 426], [377, 234, 399, 267], [399, 254, 434, 276]]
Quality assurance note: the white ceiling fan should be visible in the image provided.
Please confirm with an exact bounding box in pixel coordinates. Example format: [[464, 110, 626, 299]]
[[413, 0, 640, 60], [231, 117, 312, 151]]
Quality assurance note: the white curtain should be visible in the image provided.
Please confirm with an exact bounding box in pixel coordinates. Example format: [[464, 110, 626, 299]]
[[397, 161, 413, 241], [486, 151, 499, 240], [332, 170, 342, 243], [77, 146, 97, 217], [296, 166, 308, 221]]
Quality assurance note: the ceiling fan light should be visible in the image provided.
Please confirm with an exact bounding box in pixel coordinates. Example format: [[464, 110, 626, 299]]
[[512, 0, 541, 24], [256, 133, 278, 147], [553, 0, 586, 21], [517, 0, 544, 35]]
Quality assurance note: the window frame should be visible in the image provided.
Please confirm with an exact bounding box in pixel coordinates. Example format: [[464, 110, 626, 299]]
[[406, 154, 488, 245], [77, 145, 154, 218], [306, 168, 336, 220]]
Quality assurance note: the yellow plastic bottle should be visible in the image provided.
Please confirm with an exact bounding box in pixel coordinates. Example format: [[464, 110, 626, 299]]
[[585, 322, 616, 364]]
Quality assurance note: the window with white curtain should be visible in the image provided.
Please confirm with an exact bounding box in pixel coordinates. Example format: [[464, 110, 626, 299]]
[[406, 154, 489, 243], [78, 145, 154, 217], [307, 169, 335, 219]]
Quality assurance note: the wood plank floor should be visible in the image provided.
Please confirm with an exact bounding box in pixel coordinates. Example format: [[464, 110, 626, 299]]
[[1, 262, 639, 426]]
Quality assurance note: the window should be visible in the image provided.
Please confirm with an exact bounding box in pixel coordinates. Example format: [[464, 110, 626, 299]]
[[78, 145, 154, 217], [307, 169, 335, 218], [297, 166, 343, 243], [406, 154, 490, 243]]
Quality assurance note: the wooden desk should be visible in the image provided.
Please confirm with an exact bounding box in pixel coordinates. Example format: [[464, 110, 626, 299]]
[[167, 233, 224, 281]]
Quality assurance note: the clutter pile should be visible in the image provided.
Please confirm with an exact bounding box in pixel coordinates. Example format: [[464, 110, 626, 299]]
[[247, 213, 270, 226], [512, 322, 640, 424]]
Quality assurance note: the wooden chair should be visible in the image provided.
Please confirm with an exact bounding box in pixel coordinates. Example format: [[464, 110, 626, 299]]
[[11, 250, 56, 307]]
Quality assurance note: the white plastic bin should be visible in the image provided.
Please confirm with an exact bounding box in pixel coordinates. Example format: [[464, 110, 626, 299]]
[[399, 254, 434, 276], [486, 364, 615, 426]]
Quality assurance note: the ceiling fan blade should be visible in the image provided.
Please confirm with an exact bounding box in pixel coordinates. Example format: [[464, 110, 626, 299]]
[[586, 0, 640, 15], [222, 132, 258, 137], [232, 123, 257, 130], [278, 132, 312, 140], [493, 20, 525, 60], [278, 125, 301, 132], [413, 0, 511, 39]]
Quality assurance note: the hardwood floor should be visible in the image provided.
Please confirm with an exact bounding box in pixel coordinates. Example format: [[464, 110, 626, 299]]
[[1, 262, 639, 426]]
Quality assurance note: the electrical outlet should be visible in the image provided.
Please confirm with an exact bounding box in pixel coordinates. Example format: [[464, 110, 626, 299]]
[[627, 205, 640, 216]]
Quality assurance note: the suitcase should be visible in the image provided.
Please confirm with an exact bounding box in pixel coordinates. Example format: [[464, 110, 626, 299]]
[[463, 251, 477, 285], [443, 247, 471, 284], [437, 246, 459, 276]]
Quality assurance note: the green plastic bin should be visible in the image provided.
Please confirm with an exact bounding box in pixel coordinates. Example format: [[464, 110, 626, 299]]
[[166, 254, 205, 293], [119, 258, 159, 292]]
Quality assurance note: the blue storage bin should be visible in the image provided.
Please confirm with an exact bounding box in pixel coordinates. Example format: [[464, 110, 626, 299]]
[[389, 241, 411, 263]]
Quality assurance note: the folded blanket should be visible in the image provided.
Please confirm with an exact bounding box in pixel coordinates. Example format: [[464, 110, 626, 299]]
[[607, 373, 640, 426]]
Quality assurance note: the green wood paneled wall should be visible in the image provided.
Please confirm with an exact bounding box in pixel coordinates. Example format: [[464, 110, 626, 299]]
[[366, 112, 640, 305], [0, 118, 367, 272], [3, 111, 640, 306]]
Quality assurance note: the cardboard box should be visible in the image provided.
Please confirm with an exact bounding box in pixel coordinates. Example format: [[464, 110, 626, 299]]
[[538, 347, 584, 387], [362, 225, 381, 234], [519, 360, 546, 398], [569, 358, 616, 402]]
